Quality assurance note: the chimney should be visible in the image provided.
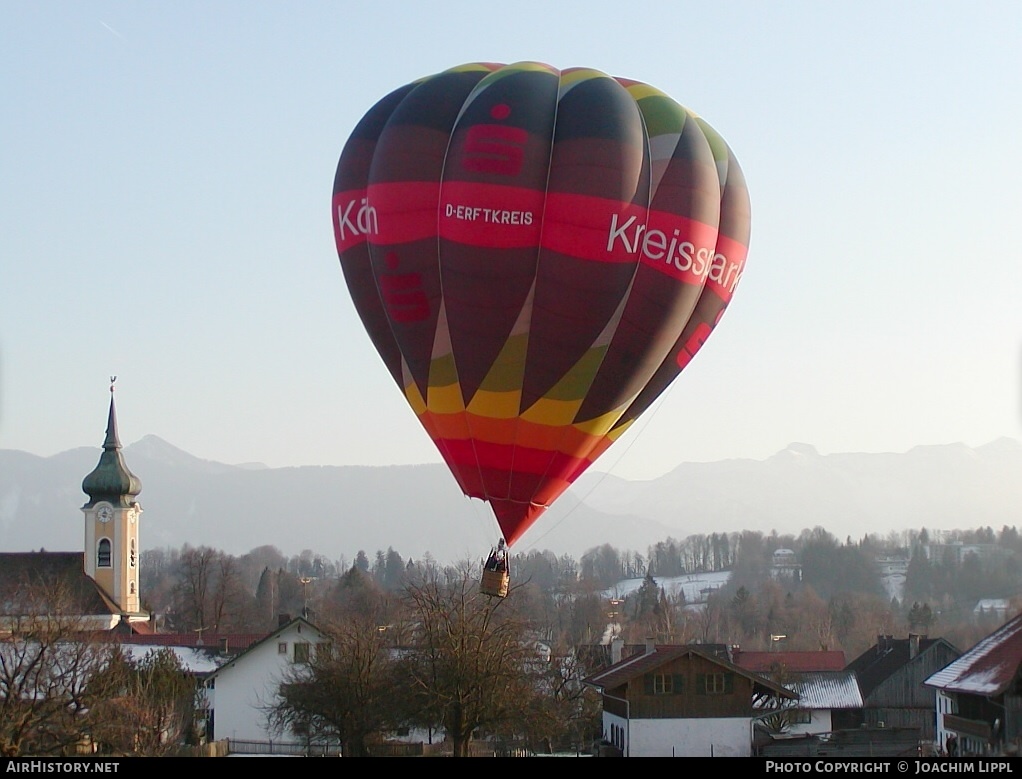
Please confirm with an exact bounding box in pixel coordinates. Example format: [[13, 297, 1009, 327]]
[[645, 637, 656, 655], [611, 636, 624, 665], [909, 633, 921, 659], [219, 637, 229, 655], [278, 613, 291, 628]]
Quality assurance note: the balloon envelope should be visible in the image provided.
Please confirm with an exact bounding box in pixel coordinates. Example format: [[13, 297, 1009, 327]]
[[332, 62, 750, 546]]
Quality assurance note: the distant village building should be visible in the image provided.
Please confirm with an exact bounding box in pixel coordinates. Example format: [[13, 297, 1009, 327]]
[[973, 599, 1011, 622], [922, 542, 1005, 566], [876, 555, 909, 578], [877, 554, 909, 603], [770, 548, 802, 582]]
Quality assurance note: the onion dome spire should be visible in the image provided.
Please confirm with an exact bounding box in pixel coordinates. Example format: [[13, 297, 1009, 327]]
[[82, 377, 142, 507]]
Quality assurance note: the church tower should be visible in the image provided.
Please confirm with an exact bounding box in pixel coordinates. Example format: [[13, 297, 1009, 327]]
[[81, 379, 143, 615]]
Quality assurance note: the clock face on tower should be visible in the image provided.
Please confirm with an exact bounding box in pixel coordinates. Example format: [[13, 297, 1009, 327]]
[[97, 505, 113, 523]]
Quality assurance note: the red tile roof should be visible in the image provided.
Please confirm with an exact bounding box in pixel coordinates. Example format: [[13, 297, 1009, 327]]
[[115, 633, 264, 652], [734, 650, 846, 673]]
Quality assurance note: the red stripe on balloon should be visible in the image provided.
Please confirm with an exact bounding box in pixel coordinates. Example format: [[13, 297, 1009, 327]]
[[704, 232, 748, 303], [366, 182, 441, 245], [438, 182, 544, 248]]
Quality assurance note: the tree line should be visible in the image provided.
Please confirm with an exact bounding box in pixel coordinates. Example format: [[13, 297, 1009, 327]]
[[140, 524, 1022, 655]]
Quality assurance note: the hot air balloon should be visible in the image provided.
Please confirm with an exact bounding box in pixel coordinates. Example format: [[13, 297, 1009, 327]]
[[332, 62, 750, 571]]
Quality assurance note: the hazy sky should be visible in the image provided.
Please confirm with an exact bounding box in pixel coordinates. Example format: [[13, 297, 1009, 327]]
[[2, 2, 1020, 483]]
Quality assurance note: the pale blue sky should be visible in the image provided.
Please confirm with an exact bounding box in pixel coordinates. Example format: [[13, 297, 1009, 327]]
[[2, 1, 1020, 482]]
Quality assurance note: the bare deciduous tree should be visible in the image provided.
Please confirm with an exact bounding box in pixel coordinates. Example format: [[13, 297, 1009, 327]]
[[169, 546, 253, 633], [398, 564, 540, 757], [0, 580, 121, 757], [88, 648, 199, 756], [267, 601, 398, 756]]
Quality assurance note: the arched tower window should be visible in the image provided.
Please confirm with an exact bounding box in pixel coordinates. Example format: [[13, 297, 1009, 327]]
[[97, 538, 112, 568]]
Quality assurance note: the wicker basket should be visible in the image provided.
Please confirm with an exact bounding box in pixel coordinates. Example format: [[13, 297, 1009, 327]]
[[480, 568, 510, 598]]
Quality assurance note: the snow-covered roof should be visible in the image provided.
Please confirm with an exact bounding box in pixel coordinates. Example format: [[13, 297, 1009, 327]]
[[117, 643, 226, 675], [973, 599, 1010, 614], [770, 671, 863, 710], [925, 611, 1022, 697]]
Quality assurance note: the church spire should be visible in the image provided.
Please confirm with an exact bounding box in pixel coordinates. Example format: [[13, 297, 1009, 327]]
[[81, 378, 145, 616], [103, 375, 123, 451], [82, 378, 142, 507]]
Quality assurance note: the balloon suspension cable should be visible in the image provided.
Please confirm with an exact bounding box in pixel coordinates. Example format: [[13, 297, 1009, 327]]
[[514, 388, 676, 554], [464, 493, 501, 559]]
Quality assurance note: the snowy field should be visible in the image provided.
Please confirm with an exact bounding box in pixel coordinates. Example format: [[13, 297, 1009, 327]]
[[605, 567, 907, 605], [602, 571, 732, 604]]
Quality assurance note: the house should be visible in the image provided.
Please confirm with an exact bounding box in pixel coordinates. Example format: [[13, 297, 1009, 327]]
[[973, 599, 1011, 623], [758, 671, 864, 738], [734, 650, 860, 736], [924, 610, 1022, 756], [734, 649, 916, 757], [203, 616, 331, 747], [109, 633, 266, 744], [583, 641, 797, 757], [770, 549, 802, 582], [845, 634, 960, 742]]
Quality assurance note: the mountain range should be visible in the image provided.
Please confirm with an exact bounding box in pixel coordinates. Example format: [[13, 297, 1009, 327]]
[[2, 436, 1020, 565]]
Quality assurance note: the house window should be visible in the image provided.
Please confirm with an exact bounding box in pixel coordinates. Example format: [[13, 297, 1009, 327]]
[[293, 642, 310, 663], [278, 642, 288, 654], [702, 672, 733, 694], [791, 709, 812, 724], [97, 538, 112, 568], [643, 672, 683, 695]]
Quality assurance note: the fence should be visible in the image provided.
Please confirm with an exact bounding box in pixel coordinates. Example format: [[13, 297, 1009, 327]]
[[227, 738, 342, 757], [226, 737, 531, 757]]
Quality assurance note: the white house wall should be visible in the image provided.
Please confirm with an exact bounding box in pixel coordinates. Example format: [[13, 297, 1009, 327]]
[[787, 709, 833, 736], [605, 713, 752, 757], [934, 690, 955, 753], [210, 622, 325, 743]]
